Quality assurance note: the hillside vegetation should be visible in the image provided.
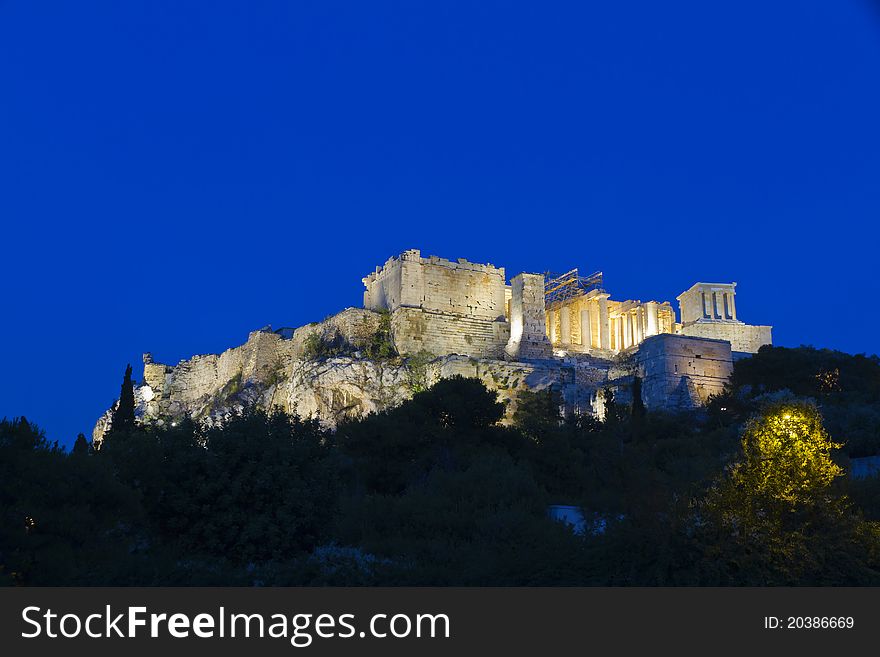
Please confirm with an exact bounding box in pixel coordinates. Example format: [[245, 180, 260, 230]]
[[2, 345, 880, 586]]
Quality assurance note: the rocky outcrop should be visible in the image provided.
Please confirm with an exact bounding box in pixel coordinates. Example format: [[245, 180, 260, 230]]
[[92, 307, 617, 446], [92, 303, 734, 446]]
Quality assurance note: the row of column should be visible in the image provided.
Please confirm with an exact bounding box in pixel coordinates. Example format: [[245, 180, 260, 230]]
[[613, 310, 641, 351], [612, 302, 661, 351], [548, 295, 611, 350], [702, 290, 737, 321], [549, 296, 672, 353]]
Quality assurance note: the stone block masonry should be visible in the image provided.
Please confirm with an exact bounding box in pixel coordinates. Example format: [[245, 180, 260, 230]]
[[679, 321, 772, 356], [364, 250, 524, 359], [635, 333, 733, 410], [94, 248, 775, 444], [506, 273, 552, 359], [363, 249, 507, 320], [391, 307, 511, 359]]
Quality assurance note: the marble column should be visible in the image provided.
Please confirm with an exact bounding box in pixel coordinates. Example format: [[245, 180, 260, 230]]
[[614, 316, 621, 352], [548, 311, 557, 346], [560, 307, 571, 344], [598, 295, 610, 350], [580, 308, 592, 348], [646, 301, 659, 336], [728, 290, 737, 321]]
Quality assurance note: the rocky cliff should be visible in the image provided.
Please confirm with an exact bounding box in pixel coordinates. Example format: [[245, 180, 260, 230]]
[[93, 307, 611, 446]]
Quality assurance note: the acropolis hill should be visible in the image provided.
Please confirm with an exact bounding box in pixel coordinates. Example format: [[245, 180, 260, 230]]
[[93, 249, 772, 444]]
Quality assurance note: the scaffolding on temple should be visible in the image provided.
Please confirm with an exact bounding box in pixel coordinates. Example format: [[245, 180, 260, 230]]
[[544, 269, 604, 309]]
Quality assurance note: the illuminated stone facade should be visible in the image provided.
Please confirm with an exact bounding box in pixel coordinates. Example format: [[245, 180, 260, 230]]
[[676, 282, 772, 356], [363, 249, 512, 359], [93, 249, 774, 445], [365, 250, 771, 361]]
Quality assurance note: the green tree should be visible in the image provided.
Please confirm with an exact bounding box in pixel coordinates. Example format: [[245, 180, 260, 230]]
[[409, 375, 505, 430], [701, 400, 880, 584], [363, 310, 396, 359], [0, 417, 144, 585], [338, 376, 514, 495], [170, 410, 340, 563], [513, 387, 562, 442], [727, 401, 842, 512]]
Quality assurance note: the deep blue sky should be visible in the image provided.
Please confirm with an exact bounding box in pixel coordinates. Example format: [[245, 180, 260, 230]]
[[2, 1, 880, 446]]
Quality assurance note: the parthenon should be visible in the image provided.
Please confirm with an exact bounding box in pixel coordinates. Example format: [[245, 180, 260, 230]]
[[543, 270, 677, 356]]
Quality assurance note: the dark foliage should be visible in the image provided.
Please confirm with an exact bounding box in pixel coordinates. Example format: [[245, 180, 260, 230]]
[[110, 364, 136, 433], [716, 345, 880, 457], [3, 346, 880, 586], [72, 433, 90, 455]]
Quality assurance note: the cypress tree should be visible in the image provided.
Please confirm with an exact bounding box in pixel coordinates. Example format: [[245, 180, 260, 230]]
[[72, 433, 90, 455], [631, 376, 646, 421], [631, 375, 647, 442], [111, 364, 136, 432]]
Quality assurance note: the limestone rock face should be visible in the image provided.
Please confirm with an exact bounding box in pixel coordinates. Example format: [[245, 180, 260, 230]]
[[91, 383, 157, 445], [272, 357, 413, 425], [93, 344, 613, 446], [92, 309, 386, 445]]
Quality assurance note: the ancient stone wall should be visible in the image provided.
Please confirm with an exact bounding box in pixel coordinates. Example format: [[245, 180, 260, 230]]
[[363, 249, 507, 321], [240, 330, 284, 384], [143, 356, 169, 394], [285, 308, 385, 363], [505, 272, 552, 359], [679, 322, 771, 355], [362, 252, 410, 310], [635, 333, 732, 410], [391, 307, 510, 359]]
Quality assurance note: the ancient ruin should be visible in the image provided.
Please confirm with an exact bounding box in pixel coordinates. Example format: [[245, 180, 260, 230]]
[[93, 249, 772, 445]]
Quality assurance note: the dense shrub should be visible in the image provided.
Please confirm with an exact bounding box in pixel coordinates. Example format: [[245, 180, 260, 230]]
[[4, 345, 880, 585]]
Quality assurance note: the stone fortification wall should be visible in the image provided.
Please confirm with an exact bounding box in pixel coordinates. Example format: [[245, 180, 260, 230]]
[[363, 249, 507, 321], [505, 273, 552, 359], [391, 307, 510, 359], [284, 308, 385, 365], [678, 322, 771, 356], [635, 333, 733, 410]]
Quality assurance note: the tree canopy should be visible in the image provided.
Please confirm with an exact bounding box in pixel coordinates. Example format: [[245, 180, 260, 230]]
[[3, 346, 880, 586]]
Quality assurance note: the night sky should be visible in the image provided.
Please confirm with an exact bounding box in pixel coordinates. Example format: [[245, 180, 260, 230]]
[[2, 1, 879, 447]]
